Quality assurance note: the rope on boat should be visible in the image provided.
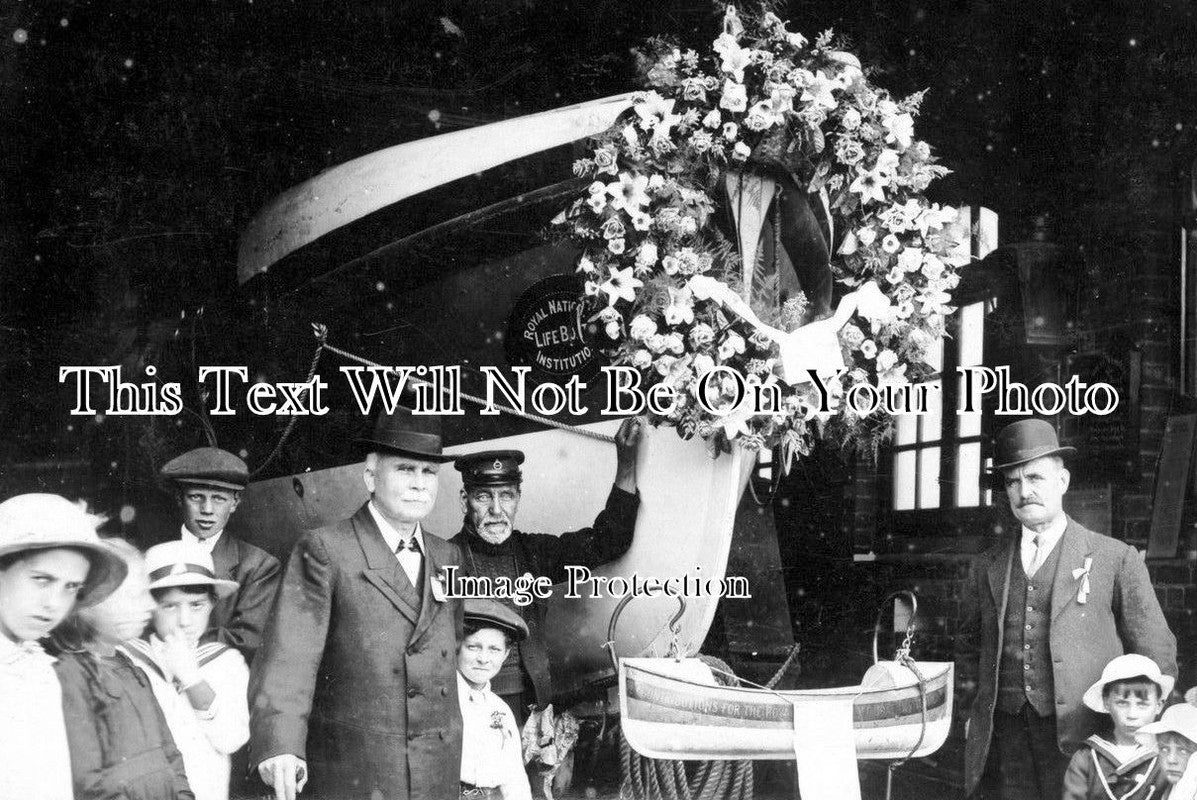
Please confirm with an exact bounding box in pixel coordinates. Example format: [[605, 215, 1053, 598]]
[[314, 326, 617, 444], [249, 328, 327, 478], [872, 590, 932, 800]]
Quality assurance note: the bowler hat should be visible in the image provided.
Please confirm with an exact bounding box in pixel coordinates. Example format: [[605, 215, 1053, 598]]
[[1082, 653, 1174, 712], [0, 494, 128, 606], [160, 447, 249, 491], [992, 419, 1076, 472], [356, 406, 453, 462], [464, 598, 528, 641], [144, 541, 239, 599], [454, 450, 525, 487]]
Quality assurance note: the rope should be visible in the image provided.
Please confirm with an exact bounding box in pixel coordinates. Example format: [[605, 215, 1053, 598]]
[[249, 325, 327, 478], [619, 732, 754, 800], [315, 329, 617, 444]]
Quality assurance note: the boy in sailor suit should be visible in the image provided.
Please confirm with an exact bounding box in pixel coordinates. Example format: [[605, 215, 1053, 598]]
[[124, 541, 250, 800], [458, 599, 533, 800], [1063, 654, 1172, 800]]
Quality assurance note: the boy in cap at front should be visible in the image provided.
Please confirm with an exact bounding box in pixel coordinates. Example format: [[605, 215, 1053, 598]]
[[1063, 653, 1173, 800], [123, 541, 250, 800], [458, 598, 533, 800], [1138, 703, 1197, 798], [0, 493, 127, 800]]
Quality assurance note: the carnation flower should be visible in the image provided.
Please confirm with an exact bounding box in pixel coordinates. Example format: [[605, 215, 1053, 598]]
[[841, 107, 862, 131], [718, 332, 746, 359], [665, 332, 686, 354], [646, 334, 667, 353], [840, 324, 865, 349], [722, 121, 739, 141], [635, 242, 658, 269], [881, 234, 902, 253], [693, 354, 715, 376], [860, 340, 877, 359], [607, 238, 626, 255], [689, 323, 716, 348], [632, 349, 653, 369], [702, 109, 722, 129], [732, 142, 752, 161], [857, 227, 878, 246], [876, 349, 898, 371], [663, 287, 695, 325], [720, 80, 748, 112], [629, 314, 657, 341]]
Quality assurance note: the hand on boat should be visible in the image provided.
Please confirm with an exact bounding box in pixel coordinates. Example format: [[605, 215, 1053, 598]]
[[614, 416, 646, 493]]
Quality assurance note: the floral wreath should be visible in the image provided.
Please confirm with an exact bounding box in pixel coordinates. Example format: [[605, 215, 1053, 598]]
[[555, 4, 967, 465]]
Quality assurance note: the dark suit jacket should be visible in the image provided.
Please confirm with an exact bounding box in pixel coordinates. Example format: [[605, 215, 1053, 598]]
[[205, 532, 281, 664], [249, 503, 464, 800], [957, 517, 1176, 794]]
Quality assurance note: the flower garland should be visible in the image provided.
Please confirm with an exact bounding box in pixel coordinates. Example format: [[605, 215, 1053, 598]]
[[556, 4, 967, 463]]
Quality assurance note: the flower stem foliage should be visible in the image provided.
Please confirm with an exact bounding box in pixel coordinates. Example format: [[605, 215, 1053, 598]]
[[556, 4, 970, 466]]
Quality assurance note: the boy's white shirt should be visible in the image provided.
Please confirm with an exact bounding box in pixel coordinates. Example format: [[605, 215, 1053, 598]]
[[457, 671, 533, 800], [0, 636, 73, 800], [122, 636, 250, 800]]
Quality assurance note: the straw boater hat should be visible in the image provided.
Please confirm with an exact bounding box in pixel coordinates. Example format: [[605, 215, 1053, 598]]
[[463, 598, 528, 641], [356, 406, 454, 463], [0, 493, 128, 607], [992, 419, 1077, 472], [144, 541, 239, 599], [1138, 703, 1197, 745], [160, 447, 249, 491], [1082, 653, 1175, 712]]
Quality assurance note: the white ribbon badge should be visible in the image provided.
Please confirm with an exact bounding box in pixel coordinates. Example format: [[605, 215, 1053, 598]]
[[1071, 556, 1093, 604]]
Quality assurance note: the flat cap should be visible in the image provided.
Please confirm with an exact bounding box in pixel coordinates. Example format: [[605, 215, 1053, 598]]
[[160, 447, 249, 491], [454, 450, 525, 487], [464, 598, 528, 641]]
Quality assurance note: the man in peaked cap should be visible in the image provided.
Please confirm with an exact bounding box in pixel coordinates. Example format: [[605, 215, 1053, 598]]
[[160, 447, 281, 665], [958, 419, 1176, 800], [250, 407, 466, 800], [448, 415, 645, 726]]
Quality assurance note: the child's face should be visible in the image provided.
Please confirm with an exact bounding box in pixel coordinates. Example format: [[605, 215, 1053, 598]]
[[457, 627, 509, 687], [82, 561, 155, 646], [1158, 733, 1197, 784], [152, 587, 214, 646], [0, 548, 91, 643], [1104, 683, 1163, 740]]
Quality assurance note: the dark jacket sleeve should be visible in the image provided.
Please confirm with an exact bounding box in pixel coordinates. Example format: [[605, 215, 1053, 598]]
[[1114, 542, 1178, 679], [213, 546, 282, 664], [249, 530, 334, 765], [540, 486, 639, 583], [1061, 747, 1094, 800]]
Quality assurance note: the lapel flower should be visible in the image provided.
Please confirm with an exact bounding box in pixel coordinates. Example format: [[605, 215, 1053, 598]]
[[491, 710, 506, 730], [1071, 556, 1093, 605]]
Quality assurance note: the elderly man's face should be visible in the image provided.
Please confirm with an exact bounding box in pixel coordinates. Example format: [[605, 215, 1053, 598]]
[[365, 453, 440, 525], [461, 484, 520, 545], [1003, 455, 1069, 530]]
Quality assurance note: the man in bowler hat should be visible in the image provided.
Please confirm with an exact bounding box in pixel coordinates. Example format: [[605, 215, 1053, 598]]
[[958, 419, 1176, 800], [250, 408, 466, 800], [448, 416, 644, 725], [160, 447, 281, 664]]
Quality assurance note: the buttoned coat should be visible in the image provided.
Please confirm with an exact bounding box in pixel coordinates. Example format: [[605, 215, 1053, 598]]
[[249, 503, 464, 800], [958, 517, 1176, 795], [205, 532, 281, 664]]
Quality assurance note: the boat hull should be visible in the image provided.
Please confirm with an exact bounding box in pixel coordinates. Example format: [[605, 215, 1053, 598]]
[[619, 657, 954, 761]]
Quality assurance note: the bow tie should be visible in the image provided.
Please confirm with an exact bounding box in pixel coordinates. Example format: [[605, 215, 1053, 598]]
[[396, 537, 422, 555]]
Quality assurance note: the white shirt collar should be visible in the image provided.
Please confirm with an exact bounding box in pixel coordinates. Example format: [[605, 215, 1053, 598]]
[[1021, 514, 1068, 554], [457, 670, 491, 703], [367, 502, 424, 554], [180, 525, 223, 553], [0, 636, 53, 667]]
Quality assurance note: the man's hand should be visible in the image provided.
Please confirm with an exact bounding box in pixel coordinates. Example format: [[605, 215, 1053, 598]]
[[258, 754, 308, 800], [613, 416, 646, 493]]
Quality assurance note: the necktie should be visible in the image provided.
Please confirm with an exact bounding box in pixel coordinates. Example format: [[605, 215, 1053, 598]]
[[1029, 533, 1044, 576], [396, 536, 423, 593]]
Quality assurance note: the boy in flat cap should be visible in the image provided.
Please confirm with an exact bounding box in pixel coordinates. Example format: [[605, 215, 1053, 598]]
[[448, 415, 645, 724], [958, 419, 1176, 800], [458, 599, 533, 800], [160, 447, 281, 664]]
